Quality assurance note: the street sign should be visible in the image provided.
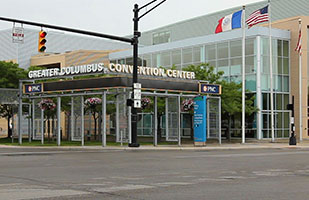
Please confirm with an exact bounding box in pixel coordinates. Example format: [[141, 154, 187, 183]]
[[12, 25, 24, 44], [133, 89, 141, 100], [133, 83, 141, 89], [134, 100, 141, 108]]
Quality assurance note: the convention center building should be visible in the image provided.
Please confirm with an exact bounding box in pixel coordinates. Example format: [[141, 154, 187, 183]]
[[0, 0, 308, 141]]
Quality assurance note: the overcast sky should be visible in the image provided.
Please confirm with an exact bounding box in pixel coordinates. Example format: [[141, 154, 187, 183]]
[[0, 0, 263, 36]]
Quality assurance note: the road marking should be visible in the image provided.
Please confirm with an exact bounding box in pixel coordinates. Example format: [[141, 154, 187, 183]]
[[0, 150, 123, 156], [176, 151, 309, 158]]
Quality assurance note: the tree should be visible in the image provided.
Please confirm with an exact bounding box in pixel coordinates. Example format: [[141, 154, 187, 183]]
[[0, 61, 27, 138], [183, 63, 258, 140]]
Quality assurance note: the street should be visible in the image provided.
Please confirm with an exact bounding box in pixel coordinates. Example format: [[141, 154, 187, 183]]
[[0, 147, 309, 199]]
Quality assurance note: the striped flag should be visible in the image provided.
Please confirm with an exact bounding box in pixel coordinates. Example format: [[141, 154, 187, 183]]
[[295, 28, 302, 54], [246, 5, 269, 28]]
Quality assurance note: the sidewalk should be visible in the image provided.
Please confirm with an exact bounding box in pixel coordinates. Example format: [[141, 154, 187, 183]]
[[1, 141, 309, 150]]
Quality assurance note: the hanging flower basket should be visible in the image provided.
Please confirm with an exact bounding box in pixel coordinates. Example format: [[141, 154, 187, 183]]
[[181, 99, 194, 112], [141, 97, 151, 109], [84, 97, 102, 108], [38, 99, 56, 111]]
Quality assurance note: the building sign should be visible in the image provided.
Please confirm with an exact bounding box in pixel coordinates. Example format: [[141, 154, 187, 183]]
[[199, 83, 221, 95], [24, 83, 43, 94], [28, 63, 196, 80]]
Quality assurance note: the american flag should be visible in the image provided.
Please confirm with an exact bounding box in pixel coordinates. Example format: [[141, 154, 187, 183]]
[[295, 28, 302, 54], [246, 6, 269, 28]]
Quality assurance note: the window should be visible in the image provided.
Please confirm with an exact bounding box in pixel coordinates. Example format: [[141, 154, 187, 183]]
[[230, 40, 242, 57], [152, 31, 171, 45], [217, 42, 228, 59]]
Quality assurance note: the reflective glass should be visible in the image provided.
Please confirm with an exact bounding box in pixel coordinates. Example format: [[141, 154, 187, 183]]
[[277, 40, 282, 57], [193, 46, 201, 62], [218, 59, 229, 76], [283, 76, 289, 92], [283, 58, 289, 75], [206, 44, 216, 60], [245, 39, 255, 55], [230, 57, 241, 75], [172, 50, 181, 65], [276, 94, 282, 110], [230, 40, 242, 57], [246, 56, 256, 73], [246, 75, 256, 91], [182, 48, 193, 64], [217, 42, 228, 59], [161, 51, 171, 67], [283, 40, 289, 57]]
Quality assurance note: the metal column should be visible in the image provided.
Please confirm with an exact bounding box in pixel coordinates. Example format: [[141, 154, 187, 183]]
[[177, 95, 181, 146], [154, 95, 158, 146], [18, 81, 22, 144], [165, 97, 168, 141], [57, 96, 61, 146], [102, 91, 107, 147], [81, 95, 84, 146], [41, 103, 44, 145], [28, 103, 32, 143], [32, 100, 35, 142], [116, 93, 120, 142], [219, 97, 222, 145], [128, 92, 132, 144], [70, 97, 74, 142]]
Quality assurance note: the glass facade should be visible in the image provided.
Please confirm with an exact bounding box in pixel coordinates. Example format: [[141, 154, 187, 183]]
[[112, 36, 290, 139]]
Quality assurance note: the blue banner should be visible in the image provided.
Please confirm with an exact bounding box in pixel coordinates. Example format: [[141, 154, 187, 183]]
[[193, 96, 207, 142]]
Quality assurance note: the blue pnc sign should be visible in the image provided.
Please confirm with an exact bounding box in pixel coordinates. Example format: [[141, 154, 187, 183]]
[[199, 83, 221, 94], [193, 96, 207, 144], [24, 83, 43, 94]]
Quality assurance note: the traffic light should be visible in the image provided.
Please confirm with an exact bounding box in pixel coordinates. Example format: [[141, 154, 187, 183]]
[[38, 31, 47, 53]]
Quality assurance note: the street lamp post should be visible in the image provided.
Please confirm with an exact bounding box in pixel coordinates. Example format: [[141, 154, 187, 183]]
[[129, 0, 166, 147]]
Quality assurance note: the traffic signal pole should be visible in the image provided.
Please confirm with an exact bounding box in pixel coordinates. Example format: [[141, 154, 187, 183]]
[[0, 0, 166, 148]]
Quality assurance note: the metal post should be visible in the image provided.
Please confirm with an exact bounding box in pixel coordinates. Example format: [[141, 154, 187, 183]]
[[116, 93, 120, 143], [32, 99, 35, 142], [18, 81, 22, 145], [28, 103, 32, 143], [128, 93, 132, 144], [154, 95, 158, 146], [57, 96, 61, 146], [165, 96, 169, 141], [71, 97, 74, 141], [177, 95, 181, 147], [81, 95, 84, 146], [129, 3, 140, 147], [102, 91, 107, 147], [41, 102, 44, 145], [207, 96, 210, 139], [219, 97, 222, 145]]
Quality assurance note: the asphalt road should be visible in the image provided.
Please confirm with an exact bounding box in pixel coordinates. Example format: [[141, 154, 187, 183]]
[[0, 148, 309, 200]]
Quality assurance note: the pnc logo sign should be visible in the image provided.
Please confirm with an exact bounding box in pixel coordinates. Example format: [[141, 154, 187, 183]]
[[199, 83, 221, 94], [24, 84, 43, 94]]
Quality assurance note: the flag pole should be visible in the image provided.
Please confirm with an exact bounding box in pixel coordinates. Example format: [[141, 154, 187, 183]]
[[242, 5, 246, 144], [268, 0, 275, 142], [298, 18, 303, 142]]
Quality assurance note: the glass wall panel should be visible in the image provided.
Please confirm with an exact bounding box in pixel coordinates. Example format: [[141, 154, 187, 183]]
[[172, 50, 181, 65], [283, 58, 289, 75], [193, 46, 201, 62], [284, 112, 289, 128], [206, 44, 216, 60], [283, 76, 289, 92], [126, 57, 133, 65], [245, 39, 255, 55], [277, 40, 282, 57], [161, 51, 171, 67], [230, 76, 241, 84], [246, 75, 256, 91], [263, 93, 268, 110], [218, 59, 229, 76], [261, 75, 269, 91], [283, 40, 289, 57], [142, 54, 151, 67], [230, 58, 241, 75], [277, 57, 282, 74], [217, 42, 228, 59], [245, 56, 256, 73], [276, 94, 282, 110], [262, 56, 269, 74], [182, 48, 193, 64], [284, 94, 289, 108], [230, 40, 242, 57], [152, 53, 158, 67]]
